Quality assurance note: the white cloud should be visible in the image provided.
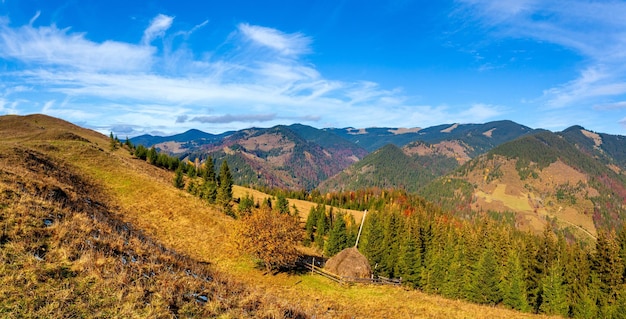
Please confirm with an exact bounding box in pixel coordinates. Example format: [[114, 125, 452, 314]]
[[238, 23, 311, 57], [456, 0, 626, 111], [0, 20, 153, 72], [142, 14, 174, 45]]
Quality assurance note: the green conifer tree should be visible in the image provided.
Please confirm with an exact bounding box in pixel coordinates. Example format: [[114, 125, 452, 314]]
[[394, 222, 422, 288], [593, 231, 624, 305], [467, 247, 502, 305], [216, 160, 233, 210], [276, 194, 290, 214], [203, 156, 216, 182], [173, 166, 185, 189], [147, 147, 158, 164], [325, 213, 348, 257], [540, 263, 569, 316], [502, 250, 530, 312], [315, 209, 328, 251]]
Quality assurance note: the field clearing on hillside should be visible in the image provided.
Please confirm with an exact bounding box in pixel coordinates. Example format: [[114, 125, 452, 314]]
[[233, 185, 365, 222], [475, 184, 533, 212]]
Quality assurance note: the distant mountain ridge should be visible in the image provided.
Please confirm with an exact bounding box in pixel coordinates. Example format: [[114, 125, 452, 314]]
[[130, 121, 625, 202]]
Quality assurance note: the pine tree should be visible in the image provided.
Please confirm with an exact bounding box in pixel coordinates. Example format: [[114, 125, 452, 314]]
[[173, 166, 184, 189], [304, 206, 318, 246], [394, 222, 422, 288], [216, 160, 233, 210], [325, 212, 348, 256], [202, 156, 216, 183], [441, 241, 467, 300], [540, 263, 569, 316], [380, 211, 401, 277], [467, 247, 502, 305], [276, 194, 290, 214], [502, 250, 530, 312], [109, 132, 118, 150], [238, 193, 255, 216], [315, 209, 328, 251], [361, 210, 385, 275], [593, 231, 623, 304], [147, 147, 158, 164]]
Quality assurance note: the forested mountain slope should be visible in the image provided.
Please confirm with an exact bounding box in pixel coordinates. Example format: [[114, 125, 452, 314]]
[[422, 130, 626, 238]]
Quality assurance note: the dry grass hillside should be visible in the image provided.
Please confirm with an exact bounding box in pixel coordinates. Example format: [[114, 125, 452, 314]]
[[464, 155, 597, 240], [1, 114, 559, 318]]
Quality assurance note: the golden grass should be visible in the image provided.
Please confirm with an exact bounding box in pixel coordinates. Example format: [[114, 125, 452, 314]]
[[233, 185, 364, 223]]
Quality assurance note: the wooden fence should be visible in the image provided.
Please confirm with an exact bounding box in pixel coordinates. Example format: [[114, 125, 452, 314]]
[[301, 262, 401, 286]]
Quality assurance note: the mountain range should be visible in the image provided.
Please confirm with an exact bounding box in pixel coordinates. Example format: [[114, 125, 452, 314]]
[[133, 120, 626, 236]]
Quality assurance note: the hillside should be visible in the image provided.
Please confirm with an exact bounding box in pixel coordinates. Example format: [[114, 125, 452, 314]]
[[319, 143, 458, 193], [421, 130, 626, 238], [1, 114, 557, 318], [132, 124, 367, 190]]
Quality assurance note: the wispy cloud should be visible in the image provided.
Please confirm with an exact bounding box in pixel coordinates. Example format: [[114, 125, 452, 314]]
[[238, 23, 311, 57], [0, 19, 153, 72], [142, 14, 174, 45], [456, 0, 626, 116], [190, 113, 276, 124]]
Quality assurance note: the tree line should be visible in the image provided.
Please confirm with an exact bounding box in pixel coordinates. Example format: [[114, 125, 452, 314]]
[[111, 134, 233, 214]]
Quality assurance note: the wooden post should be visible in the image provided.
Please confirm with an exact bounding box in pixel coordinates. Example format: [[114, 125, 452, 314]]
[[354, 210, 367, 248]]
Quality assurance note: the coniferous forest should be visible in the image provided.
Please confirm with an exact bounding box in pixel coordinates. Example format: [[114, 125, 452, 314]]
[[300, 188, 626, 318]]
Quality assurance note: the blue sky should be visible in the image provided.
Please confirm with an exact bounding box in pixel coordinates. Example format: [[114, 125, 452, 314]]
[[1, 0, 626, 137]]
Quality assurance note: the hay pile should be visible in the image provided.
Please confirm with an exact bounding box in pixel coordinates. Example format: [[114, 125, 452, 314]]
[[324, 247, 372, 279]]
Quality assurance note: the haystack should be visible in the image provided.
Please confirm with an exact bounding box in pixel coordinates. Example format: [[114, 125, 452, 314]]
[[324, 247, 372, 279]]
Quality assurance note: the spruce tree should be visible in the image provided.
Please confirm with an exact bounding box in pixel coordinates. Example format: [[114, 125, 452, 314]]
[[147, 147, 158, 164], [394, 222, 421, 288], [325, 213, 348, 257], [216, 160, 233, 210], [593, 231, 623, 306], [502, 250, 530, 312], [467, 247, 502, 305], [442, 238, 467, 300], [109, 132, 118, 150], [304, 206, 318, 246], [276, 194, 290, 214], [540, 263, 569, 316], [315, 209, 328, 251], [173, 166, 184, 189], [361, 210, 385, 275], [202, 156, 216, 183]]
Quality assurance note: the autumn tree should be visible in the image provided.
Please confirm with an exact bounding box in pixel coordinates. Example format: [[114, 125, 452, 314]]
[[234, 206, 303, 271]]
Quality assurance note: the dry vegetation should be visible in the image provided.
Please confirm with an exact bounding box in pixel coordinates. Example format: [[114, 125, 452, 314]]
[[467, 155, 597, 240], [0, 114, 560, 318]]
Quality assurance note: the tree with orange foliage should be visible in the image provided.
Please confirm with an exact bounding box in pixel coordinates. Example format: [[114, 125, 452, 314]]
[[234, 205, 303, 271]]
